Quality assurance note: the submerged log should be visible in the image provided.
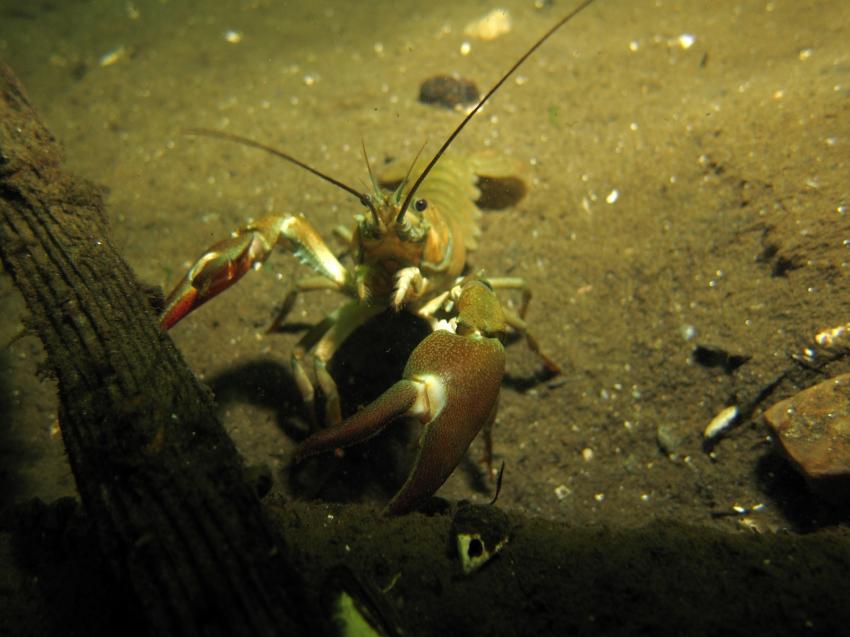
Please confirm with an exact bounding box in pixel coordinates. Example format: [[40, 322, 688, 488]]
[[0, 63, 311, 636]]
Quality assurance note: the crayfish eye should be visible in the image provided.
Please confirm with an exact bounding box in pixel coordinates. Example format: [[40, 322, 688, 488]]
[[414, 198, 428, 212]]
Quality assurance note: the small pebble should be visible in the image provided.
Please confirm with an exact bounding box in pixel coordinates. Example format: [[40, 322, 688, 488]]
[[656, 423, 688, 457], [554, 484, 571, 500], [419, 75, 479, 109]]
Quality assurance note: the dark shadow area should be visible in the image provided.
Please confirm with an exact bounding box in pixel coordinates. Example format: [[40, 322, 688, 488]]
[[0, 497, 145, 637], [0, 348, 17, 506], [0, 348, 46, 510], [328, 309, 430, 417], [691, 343, 750, 374], [207, 357, 307, 439], [288, 309, 431, 506], [501, 332, 563, 391], [7, 495, 850, 637], [288, 437, 417, 507], [454, 452, 492, 496], [754, 450, 850, 531], [502, 365, 560, 391]]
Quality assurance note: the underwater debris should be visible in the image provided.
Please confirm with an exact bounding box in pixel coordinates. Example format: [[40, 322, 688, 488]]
[[98, 45, 127, 67], [464, 9, 513, 41], [418, 74, 480, 109], [223, 29, 243, 44], [321, 566, 405, 637], [814, 322, 850, 350], [703, 405, 739, 442], [451, 503, 511, 575], [554, 484, 571, 500]]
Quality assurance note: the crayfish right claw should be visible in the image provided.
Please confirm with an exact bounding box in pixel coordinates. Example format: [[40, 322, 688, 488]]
[[294, 279, 508, 515]]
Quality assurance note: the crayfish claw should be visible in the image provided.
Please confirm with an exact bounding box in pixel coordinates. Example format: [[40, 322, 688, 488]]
[[159, 223, 276, 330], [295, 380, 421, 463], [295, 280, 508, 514]]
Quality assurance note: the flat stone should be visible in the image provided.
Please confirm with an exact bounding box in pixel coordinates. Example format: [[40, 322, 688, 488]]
[[764, 373, 850, 504]]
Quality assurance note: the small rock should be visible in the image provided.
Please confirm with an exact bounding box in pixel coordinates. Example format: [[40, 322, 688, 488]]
[[764, 373, 850, 504], [419, 75, 479, 109], [656, 423, 689, 459]]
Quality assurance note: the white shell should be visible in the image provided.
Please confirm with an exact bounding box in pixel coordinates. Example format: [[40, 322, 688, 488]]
[[703, 405, 739, 440], [464, 9, 512, 41]]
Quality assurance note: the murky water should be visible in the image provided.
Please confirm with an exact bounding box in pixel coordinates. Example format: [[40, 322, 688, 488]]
[[2, 0, 850, 534]]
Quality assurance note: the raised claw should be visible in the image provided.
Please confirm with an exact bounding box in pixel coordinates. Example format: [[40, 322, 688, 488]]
[[295, 279, 507, 515], [160, 215, 348, 330], [160, 228, 273, 330]]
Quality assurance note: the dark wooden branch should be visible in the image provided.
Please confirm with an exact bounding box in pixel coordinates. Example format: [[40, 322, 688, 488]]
[[0, 62, 311, 636]]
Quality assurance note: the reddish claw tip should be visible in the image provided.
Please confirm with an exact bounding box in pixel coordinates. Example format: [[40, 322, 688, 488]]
[[159, 289, 199, 331]]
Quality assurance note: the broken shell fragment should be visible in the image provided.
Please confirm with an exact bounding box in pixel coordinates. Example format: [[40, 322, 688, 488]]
[[99, 45, 127, 67], [451, 503, 511, 575], [704, 405, 739, 441]]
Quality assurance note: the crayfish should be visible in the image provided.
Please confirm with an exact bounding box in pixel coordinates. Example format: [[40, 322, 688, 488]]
[[159, 0, 596, 514]]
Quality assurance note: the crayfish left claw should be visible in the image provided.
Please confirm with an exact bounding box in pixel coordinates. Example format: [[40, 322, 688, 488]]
[[295, 279, 507, 515], [160, 222, 279, 330], [160, 214, 349, 331]]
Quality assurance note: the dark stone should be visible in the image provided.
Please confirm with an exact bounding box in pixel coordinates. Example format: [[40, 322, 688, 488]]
[[419, 75, 479, 109]]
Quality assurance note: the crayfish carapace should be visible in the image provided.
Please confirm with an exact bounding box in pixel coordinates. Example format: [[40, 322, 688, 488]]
[[159, 0, 596, 514]]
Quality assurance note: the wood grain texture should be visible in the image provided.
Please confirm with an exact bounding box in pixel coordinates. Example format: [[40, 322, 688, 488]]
[[0, 62, 311, 637]]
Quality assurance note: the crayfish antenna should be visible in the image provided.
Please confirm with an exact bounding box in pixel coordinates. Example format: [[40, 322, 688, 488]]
[[397, 0, 598, 222], [184, 127, 380, 219], [391, 140, 429, 205]]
